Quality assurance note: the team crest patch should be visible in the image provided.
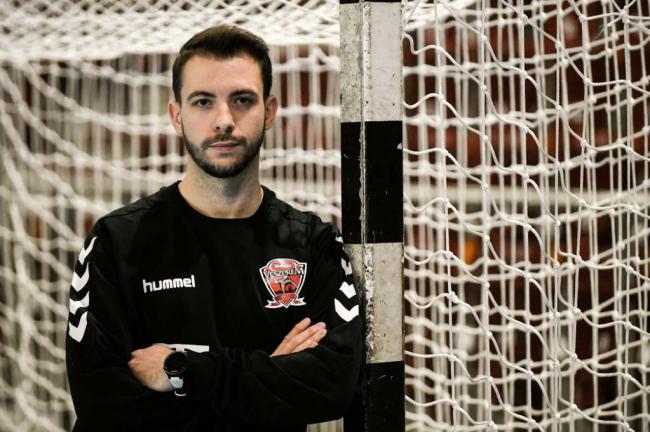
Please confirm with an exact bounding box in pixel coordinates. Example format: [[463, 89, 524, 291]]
[[259, 258, 308, 309]]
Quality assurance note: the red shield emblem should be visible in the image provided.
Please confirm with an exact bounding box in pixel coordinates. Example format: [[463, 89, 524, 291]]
[[259, 258, 308, 309]]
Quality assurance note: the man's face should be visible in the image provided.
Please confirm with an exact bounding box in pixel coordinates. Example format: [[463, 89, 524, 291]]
[[169, 54, 277, 178]]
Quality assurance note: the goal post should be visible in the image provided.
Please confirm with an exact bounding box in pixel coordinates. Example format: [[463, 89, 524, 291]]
[[340, 1, 405, 431]]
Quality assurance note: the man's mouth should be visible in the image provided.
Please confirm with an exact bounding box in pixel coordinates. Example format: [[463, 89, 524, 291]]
[[205, 141, 240, 151]]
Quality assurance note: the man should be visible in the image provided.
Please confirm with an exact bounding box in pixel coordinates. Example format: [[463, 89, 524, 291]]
[[66, 25, 362, 431]]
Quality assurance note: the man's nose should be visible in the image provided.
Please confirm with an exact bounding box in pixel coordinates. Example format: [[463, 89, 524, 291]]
[[212, 102, 234, 133]]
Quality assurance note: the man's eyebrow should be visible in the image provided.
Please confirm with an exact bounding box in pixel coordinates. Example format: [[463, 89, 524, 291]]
[[186, 91, 215, 101], [186, 90, 259, 101], [231, 89, 259, 98]]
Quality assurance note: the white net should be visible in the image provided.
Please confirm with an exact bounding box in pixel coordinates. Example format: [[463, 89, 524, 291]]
[[0, 1, 340, 431], [2, 0, 650, 431], [404, 1, 650, 431]]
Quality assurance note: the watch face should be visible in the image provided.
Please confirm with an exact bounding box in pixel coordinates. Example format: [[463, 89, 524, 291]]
[[165, 351, 186, 375]]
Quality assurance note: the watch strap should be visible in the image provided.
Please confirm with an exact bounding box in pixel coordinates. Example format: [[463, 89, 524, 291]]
[[164, 350, 188, 397], [169, 376, 186, 396]]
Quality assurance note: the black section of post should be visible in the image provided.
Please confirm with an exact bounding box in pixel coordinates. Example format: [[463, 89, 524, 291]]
[[365, 361, 406, 431], [342, 121, 403, 244], [365, 120, 403, 243], [341, 122, 362, 244]]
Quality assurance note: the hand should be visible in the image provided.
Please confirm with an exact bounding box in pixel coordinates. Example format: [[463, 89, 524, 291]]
[[129, 344, 174, 392], [271, 318, 327, 357]]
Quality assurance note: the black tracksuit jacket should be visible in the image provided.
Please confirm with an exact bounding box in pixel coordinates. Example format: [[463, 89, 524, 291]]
[[65, 183, 362, 431]]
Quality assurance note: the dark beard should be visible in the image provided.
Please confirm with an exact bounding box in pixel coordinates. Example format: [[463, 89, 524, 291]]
[[182, 125, 264, 178]]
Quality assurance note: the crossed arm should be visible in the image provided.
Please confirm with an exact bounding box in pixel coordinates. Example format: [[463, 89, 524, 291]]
[[128, 318, 328, 392]]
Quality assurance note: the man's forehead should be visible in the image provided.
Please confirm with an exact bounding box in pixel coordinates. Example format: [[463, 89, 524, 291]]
[[181, 53, 263, 95]]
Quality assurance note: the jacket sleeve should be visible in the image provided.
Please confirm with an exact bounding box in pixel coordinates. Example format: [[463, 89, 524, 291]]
[[65, 223, 183, 430], [184, 224, 363, 427]]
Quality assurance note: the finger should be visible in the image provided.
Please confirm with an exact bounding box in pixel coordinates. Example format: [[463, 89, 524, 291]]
[[294, 328, 327, 352], [272, 318, 312, 356], [305, 327, 327, 346], [272, 320, 326, 356], [286, 322, 325, 350], [128, 360, 140, 373], [310, 328, 327, 344], [283, 317, 311, 342], [282, 322, 326, 353], [294, 340, 317, 352]]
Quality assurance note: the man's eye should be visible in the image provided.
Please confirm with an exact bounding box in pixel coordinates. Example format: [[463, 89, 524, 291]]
[[234, 97, 253, 106], [193, 99, 212, 108]]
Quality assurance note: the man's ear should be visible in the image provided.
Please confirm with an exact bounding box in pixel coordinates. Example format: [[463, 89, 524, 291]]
[[168, 99, 183, 136], [263, 95, 278, 130]]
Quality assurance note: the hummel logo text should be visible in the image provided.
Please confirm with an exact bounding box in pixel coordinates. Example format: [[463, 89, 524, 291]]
[[142, 275, 196, 293]]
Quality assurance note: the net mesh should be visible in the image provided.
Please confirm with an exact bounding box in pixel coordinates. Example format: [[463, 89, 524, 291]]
[[404, 1, 650, 431], [1, 1, 649, 431]]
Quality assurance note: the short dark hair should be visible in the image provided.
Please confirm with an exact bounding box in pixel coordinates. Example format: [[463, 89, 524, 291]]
[[172, 25, 272, 102]]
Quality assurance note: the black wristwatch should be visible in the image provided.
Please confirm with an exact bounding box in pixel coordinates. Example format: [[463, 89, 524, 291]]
[[163, 350, 187, 397]]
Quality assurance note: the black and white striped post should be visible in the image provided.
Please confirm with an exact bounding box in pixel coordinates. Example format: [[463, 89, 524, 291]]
[[340, 1, 404, 431]]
